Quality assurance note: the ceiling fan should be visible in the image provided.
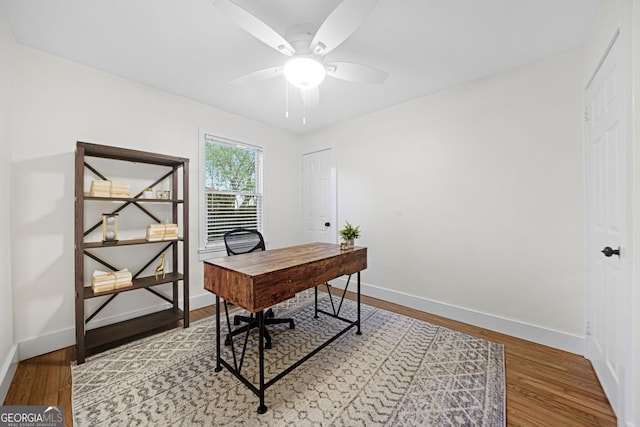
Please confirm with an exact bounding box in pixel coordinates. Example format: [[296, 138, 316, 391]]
[[213, 0, 388, 112]]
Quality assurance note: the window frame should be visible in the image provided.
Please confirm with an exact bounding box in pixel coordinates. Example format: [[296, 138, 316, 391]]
[[198, 130, 264, 259]]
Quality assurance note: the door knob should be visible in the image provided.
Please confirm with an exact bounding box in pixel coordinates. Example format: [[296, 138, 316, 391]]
[[324, 222, 330, 227], [601, 246, 620, 257]]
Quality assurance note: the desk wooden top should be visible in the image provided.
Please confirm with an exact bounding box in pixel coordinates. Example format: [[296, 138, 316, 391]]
[[204, 242, 367, 312]]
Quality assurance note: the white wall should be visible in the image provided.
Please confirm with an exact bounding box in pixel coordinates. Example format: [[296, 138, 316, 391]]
[[301, 49, 585, 352], [0, 7, 16, 402], [10, 44, 301, 359]]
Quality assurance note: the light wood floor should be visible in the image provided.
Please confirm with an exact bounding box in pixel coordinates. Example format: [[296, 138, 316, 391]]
[[4, 291, 616, 426]]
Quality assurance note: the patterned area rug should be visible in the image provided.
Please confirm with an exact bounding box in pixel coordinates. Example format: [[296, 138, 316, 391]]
[[72, 291, 505, 426]]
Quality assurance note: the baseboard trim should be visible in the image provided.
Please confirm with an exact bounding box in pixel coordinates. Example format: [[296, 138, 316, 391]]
[[17, 291, 217, 361], [15, 282, 584, 361], [18, 327, 75, 362], [0, 344, 19, 403], [328, 277, 584, 355], [190, 291, 216, 311]]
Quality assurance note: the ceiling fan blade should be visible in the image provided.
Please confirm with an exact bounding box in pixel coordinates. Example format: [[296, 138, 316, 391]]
[[213, 0, 295, 56], [301, 87, 320, 108], [230, 66, 283, 86], [310, 0, 378, 56], [325, 61, 388, 84]]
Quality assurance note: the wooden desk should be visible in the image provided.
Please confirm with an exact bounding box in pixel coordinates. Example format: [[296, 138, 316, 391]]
[[203, 242, 367, 413]]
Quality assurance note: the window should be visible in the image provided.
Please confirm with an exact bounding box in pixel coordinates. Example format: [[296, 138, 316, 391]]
[[202, 134, 263, 248]]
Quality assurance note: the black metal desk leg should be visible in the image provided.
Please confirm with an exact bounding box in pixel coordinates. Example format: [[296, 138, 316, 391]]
[[356, 271, 362, 335], [257, 310, 267, 414], [314, 286, 319, 319], [215, 295, 222, 372]]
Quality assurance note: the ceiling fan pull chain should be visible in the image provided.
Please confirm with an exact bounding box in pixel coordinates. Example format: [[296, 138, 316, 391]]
[[302, 90, 307, 125], [285, 81, 289, 118]]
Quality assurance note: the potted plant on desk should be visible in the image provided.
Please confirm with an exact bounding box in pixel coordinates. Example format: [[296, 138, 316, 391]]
[[339, 221, 361, 249]]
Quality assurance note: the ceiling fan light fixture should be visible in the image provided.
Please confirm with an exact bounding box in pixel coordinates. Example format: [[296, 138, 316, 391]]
[[283, 57, 326, 89]]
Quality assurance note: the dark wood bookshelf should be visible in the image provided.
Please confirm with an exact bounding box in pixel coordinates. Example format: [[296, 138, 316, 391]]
[[83, 238, 182, 249], [84, 272, 185, 299], [84, 196, 185, 203], [85, 308, 184, 351], [75, 141, 190, 364]]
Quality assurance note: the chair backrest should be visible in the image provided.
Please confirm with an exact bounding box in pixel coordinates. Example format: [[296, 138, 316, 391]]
[[223, 228, 266, 256]]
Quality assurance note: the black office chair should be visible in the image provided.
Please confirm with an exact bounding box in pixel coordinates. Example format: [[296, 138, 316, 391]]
[[223, 228, 295, 349]]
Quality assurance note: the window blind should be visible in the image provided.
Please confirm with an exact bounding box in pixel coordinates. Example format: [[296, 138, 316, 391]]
[[204, 135, 263, 246]]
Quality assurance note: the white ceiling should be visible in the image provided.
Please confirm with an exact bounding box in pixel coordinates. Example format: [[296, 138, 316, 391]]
[[1, 0, 601, 134]]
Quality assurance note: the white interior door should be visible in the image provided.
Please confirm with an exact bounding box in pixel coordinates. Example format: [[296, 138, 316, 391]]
[[584, 33, 631, 422], [302, 148, 336, 243]]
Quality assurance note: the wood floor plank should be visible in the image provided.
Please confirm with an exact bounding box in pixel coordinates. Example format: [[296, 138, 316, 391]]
[[508, 394, 588, 427], [513, 373, 614, 418], [508, 378, 613, 426], [44, 349, 63, 396], [27, 351, 53, 405], [507, 358, 602, 397], [59, 388, 73, 427], [5, 356, 40, 405], [58, 347, 73, 390], [508, 360, 612, 411], [3, 290, 616, 426]]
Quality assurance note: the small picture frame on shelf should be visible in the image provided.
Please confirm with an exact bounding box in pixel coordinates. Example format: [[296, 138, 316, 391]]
[[154, 190, 171, 200], [102, 213, 119, 243]]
